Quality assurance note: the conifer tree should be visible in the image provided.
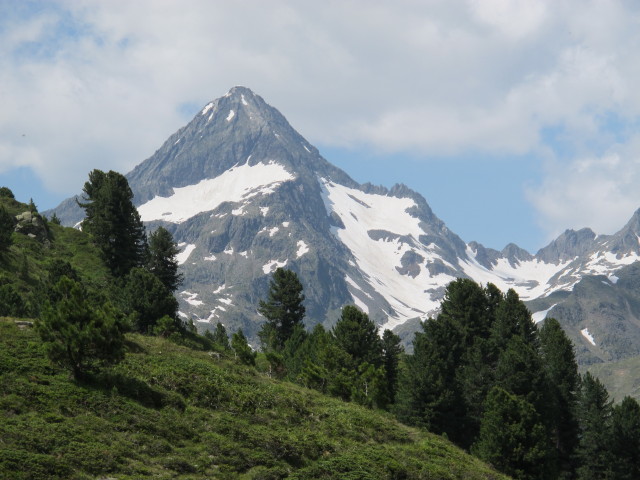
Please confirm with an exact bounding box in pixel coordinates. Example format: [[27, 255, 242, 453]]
[[147, 226, 182, 292], [232, 329, 256, 366], [490, 288, 538, 354], [79, 169, 147, 277], [539, 317, 580, 477], [332, 305, 383, 368], [258, 268, 305, 351], [381, 329, 403, 407], [35, 276, 127, 380], [609, 396, 640, 480], [395, 316, 468, 443], [575, 372, 614, 480], [473, 386, 551, 480], [211, 322, 230, 350], [121, 267, 178, 333]]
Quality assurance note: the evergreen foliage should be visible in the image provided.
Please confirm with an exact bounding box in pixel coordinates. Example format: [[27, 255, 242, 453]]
[[539, 317, 580, 476], [0, 205, 14, 250], [78, 169, 147, 277], [35, 276, 127, 380], [381, 329, 403, 407], [473, 387, 551, 480], [120, 267, 178, 333], [333, 305, 383, 368], [232, 329, 256, 366], [258, 267, 306, 351], [147, 226, 182, 292], [610, 396, 640, 480], [49, 212, 61, 225], [0, 283, 27, 317], [0, 186, 15, 198], [211, 321, 230, 350], [575, 372, 614, 480]]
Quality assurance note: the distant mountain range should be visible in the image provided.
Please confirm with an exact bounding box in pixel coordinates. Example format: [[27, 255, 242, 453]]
[[48, 86, 640, 364]]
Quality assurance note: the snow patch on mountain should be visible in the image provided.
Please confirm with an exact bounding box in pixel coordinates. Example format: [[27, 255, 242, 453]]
[[532, 304, 557, 323], [176, 244, 196, 265], [296, 240, 309, 258], [581, 328, 596, 346], [181, 291, 203, 307], [263, 259, 287, 274], [460, 249, 571, 300], [584, 251, 640, 275], [138, 162, 294, 223], [201, 102, 214, 115], [320, 178, 456, 330]]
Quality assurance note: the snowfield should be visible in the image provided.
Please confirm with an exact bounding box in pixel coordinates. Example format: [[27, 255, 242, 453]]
[[138, 162, 294, 223]]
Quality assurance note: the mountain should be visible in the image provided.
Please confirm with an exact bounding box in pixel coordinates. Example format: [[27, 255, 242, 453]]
[[48, 86, 640, 361]]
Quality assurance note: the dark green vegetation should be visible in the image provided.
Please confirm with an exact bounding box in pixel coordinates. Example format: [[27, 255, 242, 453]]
[[0, 319, 509, 479], [395, 278, 640, 480]]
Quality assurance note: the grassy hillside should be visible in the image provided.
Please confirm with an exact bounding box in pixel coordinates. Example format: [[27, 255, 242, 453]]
[[586, 354, 640, 403], [0, 319, 508, 480], [0, 195, 111, 310]]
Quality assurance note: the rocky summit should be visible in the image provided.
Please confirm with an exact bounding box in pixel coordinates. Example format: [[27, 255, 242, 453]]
[[49, 87, 640, 361]]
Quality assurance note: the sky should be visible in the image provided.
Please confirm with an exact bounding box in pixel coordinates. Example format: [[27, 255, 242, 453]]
[[1, 0, 640, 253]]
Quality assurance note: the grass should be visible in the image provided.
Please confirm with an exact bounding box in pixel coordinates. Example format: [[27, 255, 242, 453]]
[[586, 354, 640, 403], [0, 319, 508, 479]]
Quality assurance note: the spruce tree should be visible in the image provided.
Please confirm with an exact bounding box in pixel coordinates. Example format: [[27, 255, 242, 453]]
[[257, 268, 305, 351], [147, 226, 182, 292], [79, 169, 147, 277]]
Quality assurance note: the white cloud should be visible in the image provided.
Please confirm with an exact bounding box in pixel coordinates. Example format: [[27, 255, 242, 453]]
[[527, 136, 640, 240], [0, 0, 639, 241]]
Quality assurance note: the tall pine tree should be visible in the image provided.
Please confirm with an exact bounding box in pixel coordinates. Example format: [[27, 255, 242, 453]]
[[473, 386, 551, 480], [257, 268, 305, 351], [539, 317, 580, 478], [79, 170, 147, 277], [147, 226, 182, 292], [575, 372, 614, 480], [610, 396, 640, 480]]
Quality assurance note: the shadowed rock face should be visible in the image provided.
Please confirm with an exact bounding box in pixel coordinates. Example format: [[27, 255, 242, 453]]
[[46, 87, 640, 361]]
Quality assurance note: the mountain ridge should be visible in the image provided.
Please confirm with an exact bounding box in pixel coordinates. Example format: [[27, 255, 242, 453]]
[[47, 86, 640, 361]]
